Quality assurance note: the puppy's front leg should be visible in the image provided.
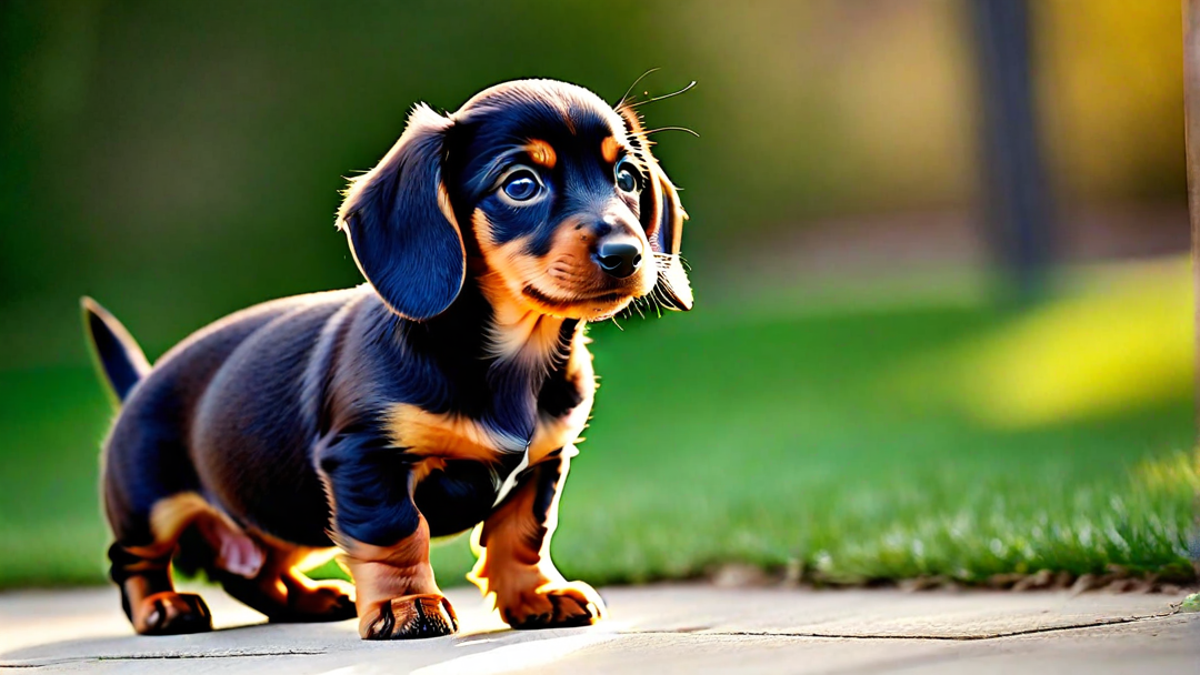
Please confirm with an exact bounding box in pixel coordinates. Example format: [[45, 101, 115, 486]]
[[319, 432, 457, 640], [469, 450, 606, 629]]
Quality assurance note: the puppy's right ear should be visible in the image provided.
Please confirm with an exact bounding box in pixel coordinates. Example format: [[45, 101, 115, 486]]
[[337, 104, 465, 321], [615, 105, 693, 311]]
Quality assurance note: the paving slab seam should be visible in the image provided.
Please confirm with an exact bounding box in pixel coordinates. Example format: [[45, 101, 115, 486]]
[[617, 610, 1188, 642], [0, 649, 327, 669], [820, 614, 1200, 675]]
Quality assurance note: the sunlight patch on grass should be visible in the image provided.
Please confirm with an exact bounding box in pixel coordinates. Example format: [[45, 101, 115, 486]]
[[1131, 449, 1200, 496], [904, 258, 1192, 428]]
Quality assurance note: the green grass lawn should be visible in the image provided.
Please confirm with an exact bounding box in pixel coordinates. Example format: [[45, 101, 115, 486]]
[[0, 266, 1196, 589]]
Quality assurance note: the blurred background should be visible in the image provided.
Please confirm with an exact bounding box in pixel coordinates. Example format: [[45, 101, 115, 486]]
[[1, 0, 1195, 590]]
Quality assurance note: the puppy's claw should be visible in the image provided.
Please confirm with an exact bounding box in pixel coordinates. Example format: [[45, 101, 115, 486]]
[[360, 594, 458, 640]]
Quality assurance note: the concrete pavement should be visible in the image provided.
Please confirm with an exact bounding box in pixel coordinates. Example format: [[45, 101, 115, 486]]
[[0, 584, 1195, 673]]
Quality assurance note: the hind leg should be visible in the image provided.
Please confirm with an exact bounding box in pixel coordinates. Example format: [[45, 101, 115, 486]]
[[164, 494, 351, 623], [108, 543, 212, 636], [106, 492, 254, 635], [216, 542, 355, 623], [103, 406, 222, 635]]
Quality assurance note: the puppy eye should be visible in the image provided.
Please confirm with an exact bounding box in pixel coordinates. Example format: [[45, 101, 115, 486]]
[[500, 168, 541, 202], [615, 161, 642, 194]]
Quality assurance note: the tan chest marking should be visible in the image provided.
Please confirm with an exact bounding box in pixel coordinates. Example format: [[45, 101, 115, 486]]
[[385, 338, 596, 471], [529, 405, 589, 465], [385, 404, 524, 463]]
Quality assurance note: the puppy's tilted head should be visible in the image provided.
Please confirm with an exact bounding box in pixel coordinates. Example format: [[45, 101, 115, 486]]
[[338, 79, 692, 321]]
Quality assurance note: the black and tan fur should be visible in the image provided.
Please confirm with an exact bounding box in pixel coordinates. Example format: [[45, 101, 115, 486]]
[[82, 79, 692, 640]]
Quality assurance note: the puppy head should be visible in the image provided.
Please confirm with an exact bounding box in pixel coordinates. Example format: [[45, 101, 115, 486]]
[[338, 79, 692, 321]]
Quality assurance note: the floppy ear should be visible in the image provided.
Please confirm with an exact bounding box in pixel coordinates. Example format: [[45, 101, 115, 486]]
[[337, 104, 465, 320], [643, 164, 693, 311], [618, 108, 693, 311]]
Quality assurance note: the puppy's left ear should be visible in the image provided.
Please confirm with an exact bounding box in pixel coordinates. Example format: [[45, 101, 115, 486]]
[[337, 104, 465, 320], [618, 108, 693, 311], [644, 165, 693, 311]]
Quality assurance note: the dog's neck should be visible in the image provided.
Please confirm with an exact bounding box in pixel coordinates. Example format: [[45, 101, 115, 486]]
[[403, 272, 582, 442]]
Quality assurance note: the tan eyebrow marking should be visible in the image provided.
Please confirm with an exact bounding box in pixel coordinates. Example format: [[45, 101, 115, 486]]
[[600, 136, 620, 164], [525, 140, 557, 169]]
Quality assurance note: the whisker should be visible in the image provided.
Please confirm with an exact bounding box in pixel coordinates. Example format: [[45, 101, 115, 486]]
[[617, 68, 661, 110], [643, 126, 700, 138], [627, 80, 697, 109]]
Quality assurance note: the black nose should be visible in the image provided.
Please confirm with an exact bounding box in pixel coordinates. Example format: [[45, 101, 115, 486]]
[[595, 239, 643, 278]]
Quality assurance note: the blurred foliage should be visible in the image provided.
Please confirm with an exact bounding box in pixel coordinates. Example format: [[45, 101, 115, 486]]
[[0, 1, 1188, 370], [1035, 0, 1185, 202]]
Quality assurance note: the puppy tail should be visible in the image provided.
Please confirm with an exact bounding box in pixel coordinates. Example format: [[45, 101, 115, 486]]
[[81, 297, 151, 405]]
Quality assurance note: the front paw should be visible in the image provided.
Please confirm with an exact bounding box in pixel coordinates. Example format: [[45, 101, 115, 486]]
[[359, 594, 458, 640], [501, 581, 606, 630]]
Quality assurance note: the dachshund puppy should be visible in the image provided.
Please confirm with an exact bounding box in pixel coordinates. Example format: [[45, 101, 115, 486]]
[[82, 79, 692, 640]]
